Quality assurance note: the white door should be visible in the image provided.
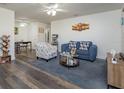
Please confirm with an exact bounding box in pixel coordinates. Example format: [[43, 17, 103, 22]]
[[38, 26, 45, 42]]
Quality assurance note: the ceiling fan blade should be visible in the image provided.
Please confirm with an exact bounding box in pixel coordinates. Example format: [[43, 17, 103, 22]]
[[42, 5, 52, 10], [56, 9, 67, 12], [42, 10, 49, 12], [53, 4, 58, 9]]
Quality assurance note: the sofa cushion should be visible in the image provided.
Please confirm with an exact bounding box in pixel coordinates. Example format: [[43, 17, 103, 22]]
[[69, 41, 77, 49], [79, 41, 91, 50], [76, 49, 89, 55], [69, 41, 77, 55]]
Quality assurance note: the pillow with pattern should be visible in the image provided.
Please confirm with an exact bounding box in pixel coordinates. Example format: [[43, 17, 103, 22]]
[[69, 41, 77, 49], [79, 42, 90, 50]]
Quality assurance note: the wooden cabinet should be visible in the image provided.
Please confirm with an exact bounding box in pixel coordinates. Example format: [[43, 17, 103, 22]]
[[107, 53, 124, 88]]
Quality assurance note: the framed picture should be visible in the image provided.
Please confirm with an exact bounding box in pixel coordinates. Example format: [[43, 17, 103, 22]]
[[38, 27, 44, 33], [14, 27, 19, 35]]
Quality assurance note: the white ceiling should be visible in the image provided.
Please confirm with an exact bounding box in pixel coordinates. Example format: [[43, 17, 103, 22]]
[[0, 3, 123, 23]]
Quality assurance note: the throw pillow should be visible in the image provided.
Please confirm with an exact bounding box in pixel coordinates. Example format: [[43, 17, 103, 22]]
[[69, 41, 77, 55], [79, 42, 90, 50], [69, 41, 77, 49], [70, 47, 76, 55]]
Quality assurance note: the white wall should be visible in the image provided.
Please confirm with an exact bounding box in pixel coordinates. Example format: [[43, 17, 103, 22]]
[[15, 23, 29, 41], [121, 12, 124, 53], [122, 27, 124, 52], [28, 22, 39, 49], [51, 9, 122, 59], [0, 7, 15, 60]]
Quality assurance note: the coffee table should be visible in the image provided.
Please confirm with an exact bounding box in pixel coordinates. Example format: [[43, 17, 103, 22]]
[[59, 52, 79, 68]]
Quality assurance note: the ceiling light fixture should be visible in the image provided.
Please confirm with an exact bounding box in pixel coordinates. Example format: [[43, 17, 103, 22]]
[[19, 22, 27, 27], [42, 3, 66, 16], [47, 9, 57, 16], [45, 4, 58, 16], [47, 10, 51, 15]]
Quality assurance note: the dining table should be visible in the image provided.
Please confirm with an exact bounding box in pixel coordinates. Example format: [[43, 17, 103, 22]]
[[15, 41, 32, 54]]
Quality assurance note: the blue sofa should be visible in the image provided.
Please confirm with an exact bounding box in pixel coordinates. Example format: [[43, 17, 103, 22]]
[[61, 41, 97, 62]]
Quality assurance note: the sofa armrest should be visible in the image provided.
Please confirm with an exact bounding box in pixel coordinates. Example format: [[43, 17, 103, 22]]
[[89, 45, 97, 61], [61, 43, 69, 52]]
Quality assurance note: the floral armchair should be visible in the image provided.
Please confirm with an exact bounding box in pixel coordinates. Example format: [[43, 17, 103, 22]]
[[35, 42, 57, 61]]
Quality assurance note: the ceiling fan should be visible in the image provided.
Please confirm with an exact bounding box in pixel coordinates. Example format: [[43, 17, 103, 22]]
[[41, 3, 67, 16]]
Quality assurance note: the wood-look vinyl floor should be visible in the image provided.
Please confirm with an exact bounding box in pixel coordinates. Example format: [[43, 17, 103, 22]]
[[0, 51, 80, 89]]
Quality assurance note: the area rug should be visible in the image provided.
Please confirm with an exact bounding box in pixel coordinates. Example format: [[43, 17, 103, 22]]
[[18, 55, 107, 89]]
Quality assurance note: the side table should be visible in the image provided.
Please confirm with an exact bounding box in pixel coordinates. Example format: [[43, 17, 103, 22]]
[[107, 52, 124, 88]]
